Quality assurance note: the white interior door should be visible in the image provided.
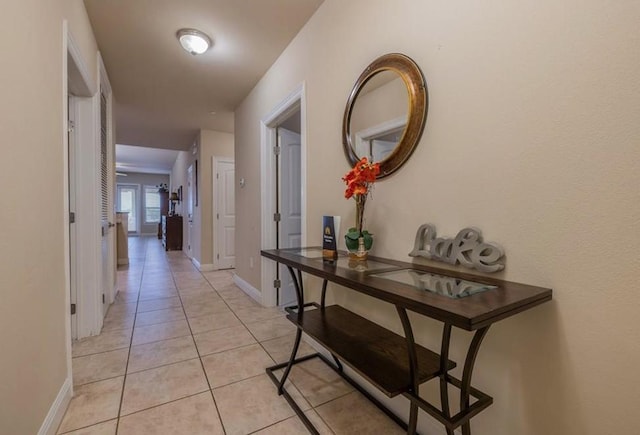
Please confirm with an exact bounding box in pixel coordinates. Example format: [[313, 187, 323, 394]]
[[117, 185, 138, 233], [278, 128, 302, 306], [214, 158, 235, 269], [68, 96, 78, 339], [99, 88, 112, 316], [187, 164, 194, 258]]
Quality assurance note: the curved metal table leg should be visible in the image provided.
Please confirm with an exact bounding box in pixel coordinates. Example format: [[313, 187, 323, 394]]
[[320, 279, 328, 309], [439, 323, 455, 435], [320, 279, 343, 372], [397, 307, 419, 435], [277, 265, 305, 394], [460, 326, 490, 435]]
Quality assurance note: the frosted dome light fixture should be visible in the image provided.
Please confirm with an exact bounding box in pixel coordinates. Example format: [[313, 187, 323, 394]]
[[177, 28, 212, 55]]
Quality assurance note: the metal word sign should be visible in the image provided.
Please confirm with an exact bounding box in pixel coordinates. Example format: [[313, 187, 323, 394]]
[[409, 224, 505, 273]]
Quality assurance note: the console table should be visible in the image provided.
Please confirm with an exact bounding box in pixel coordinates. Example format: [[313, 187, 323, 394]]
[[261, 247, 552, 435]]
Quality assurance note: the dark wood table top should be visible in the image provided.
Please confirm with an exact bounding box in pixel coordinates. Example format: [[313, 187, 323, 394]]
[[261, 247, 552, 330]]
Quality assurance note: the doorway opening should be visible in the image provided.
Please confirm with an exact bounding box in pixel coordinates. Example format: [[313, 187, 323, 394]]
[[213, 157, 236, 270], [116, 184, 139, 234], [66, 25, 108, 343], [186, 163, 194, 258], [260, 84, 307, 307]]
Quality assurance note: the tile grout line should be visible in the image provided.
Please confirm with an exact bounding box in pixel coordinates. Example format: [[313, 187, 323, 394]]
[[114, 389, 212, 420], [170, 255, 229, 434], [57, 417, 117, 435], [80, 238, 335, 434], [114, 236, 150, 434], [200, 263, 331, 433]]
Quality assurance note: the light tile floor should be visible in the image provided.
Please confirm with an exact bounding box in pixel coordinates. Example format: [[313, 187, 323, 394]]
[[58, 236, 402, 434]]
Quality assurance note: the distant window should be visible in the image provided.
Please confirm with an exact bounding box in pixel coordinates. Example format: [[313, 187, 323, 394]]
[[144, 186, 161, 224]]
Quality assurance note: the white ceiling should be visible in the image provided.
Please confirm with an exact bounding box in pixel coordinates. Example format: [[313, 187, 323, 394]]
[[84, 0, 324, 151], [115, 144, 180, 174]]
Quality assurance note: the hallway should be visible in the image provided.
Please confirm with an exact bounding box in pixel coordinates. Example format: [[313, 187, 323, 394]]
[[58, 237, 401, 434]]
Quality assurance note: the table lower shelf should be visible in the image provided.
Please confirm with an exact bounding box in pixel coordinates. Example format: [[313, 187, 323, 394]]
[[286, 305, 455, 397]]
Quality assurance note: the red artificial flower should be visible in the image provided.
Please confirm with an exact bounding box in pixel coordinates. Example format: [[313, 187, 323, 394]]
[[342, 157, 379, 200]]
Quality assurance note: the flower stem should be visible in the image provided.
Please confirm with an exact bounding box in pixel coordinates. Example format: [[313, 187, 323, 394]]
[[355, 194, 366, 235]]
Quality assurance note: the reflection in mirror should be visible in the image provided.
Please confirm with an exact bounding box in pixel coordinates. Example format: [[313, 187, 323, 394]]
[[349, 71, 408, 163], [343, 53, 428, 179]]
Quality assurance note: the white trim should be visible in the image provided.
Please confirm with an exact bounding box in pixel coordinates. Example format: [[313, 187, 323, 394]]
[[191, 257, 215, 272], [233, 273, 263, 305], [37, 376, 72, 435], [67, 30, 96, 97], [354, 116, 406, 163], [355, 115, 407, 141], [65, 23, 103, 340], [260, 83, 307, 307], [98, 52, 112, 95], [61, 19, 73, 407]]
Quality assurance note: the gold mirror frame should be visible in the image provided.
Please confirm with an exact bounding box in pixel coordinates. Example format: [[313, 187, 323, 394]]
[[343, 53, 428, 178]]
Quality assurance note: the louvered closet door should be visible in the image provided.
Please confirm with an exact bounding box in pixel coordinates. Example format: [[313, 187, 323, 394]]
[[100, 88, 110, 315]]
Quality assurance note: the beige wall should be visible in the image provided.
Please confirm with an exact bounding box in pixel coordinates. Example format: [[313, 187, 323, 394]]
[[0, 1, 101, 433], [234, 1, 640, 434], [170, 130, 234, 267], [170, 150, 191, 249], [198, 129, 234, 266]]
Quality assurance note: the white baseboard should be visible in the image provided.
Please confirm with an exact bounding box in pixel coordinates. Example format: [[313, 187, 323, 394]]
[[232, 273, 263, 305], [38, 376, 72, 435], [190, 257, 215, 272]]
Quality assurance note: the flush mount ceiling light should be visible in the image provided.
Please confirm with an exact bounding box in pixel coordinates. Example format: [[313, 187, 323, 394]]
[[176, 28, 212, 55]]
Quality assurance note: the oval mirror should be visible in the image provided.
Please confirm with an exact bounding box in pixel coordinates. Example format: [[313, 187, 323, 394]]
[[343, 53, 428, 178]]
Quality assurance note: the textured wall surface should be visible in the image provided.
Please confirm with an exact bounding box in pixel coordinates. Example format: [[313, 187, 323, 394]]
[[234, 1, 640, 433], [0, 1, 102, 433]]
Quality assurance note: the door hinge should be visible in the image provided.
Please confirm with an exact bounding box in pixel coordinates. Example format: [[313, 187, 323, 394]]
[[274, 279, 281, 289], [70, 303, 76, 315], [216, 173, 219, 179], [216, 213, 219, 219], [68, 120, 75, 133], [69, 212, 75, 223], [273, 145, 281, 156], [217, 254, 220, 259], [102, 294, 105, 304], [273, 213, 281, 222]]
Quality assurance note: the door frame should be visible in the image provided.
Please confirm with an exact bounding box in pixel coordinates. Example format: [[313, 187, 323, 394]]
[[63, 21, 99, 391], [213, 156, 235, 270], [68, 95, 78, 341], [186, 163, 195, 258], [260, 83, 307, 307]]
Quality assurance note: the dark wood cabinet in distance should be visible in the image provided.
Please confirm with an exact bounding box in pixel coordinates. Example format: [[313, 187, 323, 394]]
[[158, 191, 169, 239], [162, 215, 182, 251]]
